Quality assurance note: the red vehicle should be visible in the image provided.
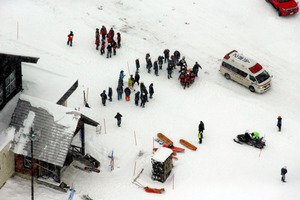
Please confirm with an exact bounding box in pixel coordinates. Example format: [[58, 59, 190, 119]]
[[266, 0, 299, 16]]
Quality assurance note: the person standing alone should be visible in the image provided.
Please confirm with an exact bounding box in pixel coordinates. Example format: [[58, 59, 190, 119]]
[[115, 112, 122, 127], [277, 116, 282, 132], [198, 121, 205, 144], [281, 166, 287, 182], [67, 31, 74, 46]]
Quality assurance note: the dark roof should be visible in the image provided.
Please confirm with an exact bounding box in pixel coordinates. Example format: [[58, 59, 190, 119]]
[[10, 95, 80, 167], [0, 53, 39, 66]]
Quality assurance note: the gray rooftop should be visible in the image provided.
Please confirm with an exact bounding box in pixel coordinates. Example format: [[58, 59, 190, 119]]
[[10, 97, 79, 167]]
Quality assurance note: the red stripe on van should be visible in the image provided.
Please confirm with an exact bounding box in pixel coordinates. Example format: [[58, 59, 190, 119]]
[[249, 63, 263, 74]]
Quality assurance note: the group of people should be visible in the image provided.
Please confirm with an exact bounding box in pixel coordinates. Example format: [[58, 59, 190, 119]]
[[95, 26, 121, 58], [66, 26, 122, 59], [136, 49, 202, 89], [99, 70, 154, 109]]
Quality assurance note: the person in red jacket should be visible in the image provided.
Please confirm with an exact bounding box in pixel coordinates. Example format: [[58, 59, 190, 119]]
[[100, 25, 107, 40], [108, 28, 115, 39], [67, 31, 74, 46], [117, 32, 121, 48], [95, 28, 100, 50], [107, 36, 113, 44]]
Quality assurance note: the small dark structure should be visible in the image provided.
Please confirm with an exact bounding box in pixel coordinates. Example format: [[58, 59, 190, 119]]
[[10, 94, 99, 191], [151, 147, 173, 183], [0, 53, 39, 111]]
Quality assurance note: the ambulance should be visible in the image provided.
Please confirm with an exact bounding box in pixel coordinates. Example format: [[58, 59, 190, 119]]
[[220, 50, 271, 93]]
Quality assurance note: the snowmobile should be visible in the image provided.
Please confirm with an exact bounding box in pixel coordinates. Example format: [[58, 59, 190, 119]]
[[234, 133, 266, 149]]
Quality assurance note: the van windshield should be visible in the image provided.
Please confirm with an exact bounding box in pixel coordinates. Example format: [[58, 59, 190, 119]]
[[255, 70, 270, 83]]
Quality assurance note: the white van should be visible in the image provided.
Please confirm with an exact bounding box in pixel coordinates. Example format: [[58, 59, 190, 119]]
[[219, 50, 271, 93]]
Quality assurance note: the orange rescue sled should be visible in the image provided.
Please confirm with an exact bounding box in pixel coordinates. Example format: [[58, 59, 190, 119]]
[[157, 133, 173, 145], [180, 139, 197, 151]]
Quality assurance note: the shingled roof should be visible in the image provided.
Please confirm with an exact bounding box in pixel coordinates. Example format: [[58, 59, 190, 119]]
[[10, 94, 81, 167]]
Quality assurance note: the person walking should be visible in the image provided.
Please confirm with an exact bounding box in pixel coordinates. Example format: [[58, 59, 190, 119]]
[[277, 116, 282, 132], [281, 166, 287, 182], [114, 112, 122, 127], [198, 121, 205, 144], [108, 87, 113, 101], [149, 83, 154, 99], [67, 31, 74, 46], [193, 62, 202, 77], [100, 90, 107, 106]]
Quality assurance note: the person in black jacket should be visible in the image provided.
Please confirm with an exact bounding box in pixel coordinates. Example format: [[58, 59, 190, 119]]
[[153, 61, 159, 76], [163, 49, 170, 63], [198, 121, 205, 144], [115, 112, 122, 127], [281, 166, 287, 182], [198, 121, 205, 134], [124, 87, 131, 101], [140, 92, 147, 108], [158, 56, 164, 70], [149, 83, 154, 99], [193, 62, 202, 77], [134, 71, 140, 85], [108, 87, 113, 101], [134, 91, 140, 106], [107, 44, 112, 58], [100, 90, 107, 106], [135, 59, 140, 72], [116, 85, 123, 100], [277, 116, 282, 132], [146, 58, 152, 73]]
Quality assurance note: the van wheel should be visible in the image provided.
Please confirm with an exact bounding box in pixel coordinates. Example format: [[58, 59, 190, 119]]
[[277, 9, 282, 16], [249, 86, 255, 93], [224, 73, 230, 80]]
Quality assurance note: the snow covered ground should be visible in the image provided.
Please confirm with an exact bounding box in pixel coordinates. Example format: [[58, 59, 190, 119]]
[[1, 0, 300, 199]]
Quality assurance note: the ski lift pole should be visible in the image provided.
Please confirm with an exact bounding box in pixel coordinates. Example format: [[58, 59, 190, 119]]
[[127, 61, 131, 75]]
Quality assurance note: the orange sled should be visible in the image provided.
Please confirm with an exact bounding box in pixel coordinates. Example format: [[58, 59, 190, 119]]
[[157, 133, 173, 145], [180, 139, 197, 151]]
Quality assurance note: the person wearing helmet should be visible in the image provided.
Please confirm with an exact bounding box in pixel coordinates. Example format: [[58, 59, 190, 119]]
[[251, 131, 260, 140]]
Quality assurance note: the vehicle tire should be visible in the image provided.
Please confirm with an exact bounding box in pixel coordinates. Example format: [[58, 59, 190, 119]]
[[224, 73, 230, 80], [278, 9, 282, 16], [249, 86, 255, 93]]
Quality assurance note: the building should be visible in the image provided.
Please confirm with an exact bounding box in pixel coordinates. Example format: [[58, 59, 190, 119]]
[[0, 128, 15, 188], [0, 53, 39, 111], [151, 147, 173, 183], [10, 94, 99, 190]]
